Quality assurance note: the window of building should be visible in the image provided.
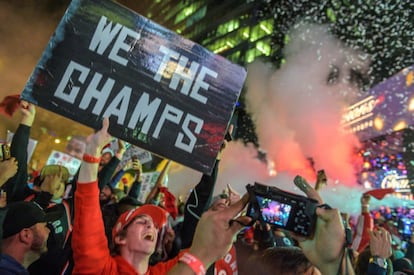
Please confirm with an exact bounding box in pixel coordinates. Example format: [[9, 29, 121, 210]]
[[238, 27, 250, 40], [217, 20, 240, 35], [249, 18, 273, 42], [245, 48, 257, 63], [210, 39, 229, 53], [256, 40, 271, 56], [186, 5, 207, 27], [175, 3, 199, 24], [228, 51, 241, 62], [245, 38, 271, 63]]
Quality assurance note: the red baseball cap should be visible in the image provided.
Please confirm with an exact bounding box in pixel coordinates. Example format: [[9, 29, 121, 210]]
[[112, 204, 168, 240]]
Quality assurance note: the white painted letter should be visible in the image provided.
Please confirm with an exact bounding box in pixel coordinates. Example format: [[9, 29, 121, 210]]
[[153, 46, 180, 82], [190, 66, 218, 104], [89, 16, 122, 55], [153, 104, 183, 138], [108, 26, 140, 66], [127, 92, 161, 134], [176, 114, 203, 153], [79, 72, 114, 115], [54, 61, 90, 103], [103, 86, 131, 124]]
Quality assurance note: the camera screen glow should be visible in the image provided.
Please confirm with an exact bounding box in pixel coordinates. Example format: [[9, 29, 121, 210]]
[[256, 195, 292, 227], [403, 218, 412, 235]]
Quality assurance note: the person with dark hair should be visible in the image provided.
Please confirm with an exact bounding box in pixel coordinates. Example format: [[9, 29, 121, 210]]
[[246, 246, 320, 274], [393, 257, 414, 274], [102, 195, 142, 246], [24, 166, 75, 275], [100, 184, 115, 207], [73, 117, 370, 275], [0, 201, 59, 274], [2, 102, 76, 274]]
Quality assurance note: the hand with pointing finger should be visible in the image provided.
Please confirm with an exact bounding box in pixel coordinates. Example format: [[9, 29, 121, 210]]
[[188, 193, 251, 268], [293, 175, 350, 275]]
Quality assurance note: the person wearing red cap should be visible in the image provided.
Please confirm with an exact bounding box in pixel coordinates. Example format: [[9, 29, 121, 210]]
[[73, 120, 177, 274], [72, 118, 251, 275]]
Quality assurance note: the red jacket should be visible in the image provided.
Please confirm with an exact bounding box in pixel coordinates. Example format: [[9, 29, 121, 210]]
[[351, 212, 373, 253], [72, 182, 179, 274]]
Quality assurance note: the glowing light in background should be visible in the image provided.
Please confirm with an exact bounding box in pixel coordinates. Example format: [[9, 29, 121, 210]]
[[373, 116, 384, 130], [406, 71, 413, 87], [267, 160, 277, 176], [408, 96, 414, 111], [393, 120, 407, 132]]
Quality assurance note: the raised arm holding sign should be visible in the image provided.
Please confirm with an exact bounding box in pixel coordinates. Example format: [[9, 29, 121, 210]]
[[21, 0, 246, 175]]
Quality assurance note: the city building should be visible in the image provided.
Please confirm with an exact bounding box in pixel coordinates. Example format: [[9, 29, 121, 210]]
[[127, 0, 414, 195], [140, 0, 274, 66]]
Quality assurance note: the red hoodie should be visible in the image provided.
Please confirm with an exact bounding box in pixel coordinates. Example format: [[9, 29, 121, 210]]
[[72, 182, 179, 274]]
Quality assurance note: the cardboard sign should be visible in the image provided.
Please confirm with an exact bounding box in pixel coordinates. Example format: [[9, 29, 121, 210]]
[[21, 0, 246, 174], [137, 171, 160, 204], [46, 150, 82, 176], [106, 138, 151, 166], [120, 145, 153, 167]]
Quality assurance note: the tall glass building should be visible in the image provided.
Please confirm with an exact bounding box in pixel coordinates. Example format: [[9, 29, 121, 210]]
[[123, 0, 274, 145], [135, 0, 274, 66]]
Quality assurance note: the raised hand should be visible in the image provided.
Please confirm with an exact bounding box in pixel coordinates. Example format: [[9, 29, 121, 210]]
[[369, 227, 392, 259], [116, 139, 127, 158], [85, 118, 112, 156], [189, 193, 251, 268], [20, 100, 36, 126], [293, 175, 348, 275], [79, 118, 113, 183], [227, 183, 241, 205]]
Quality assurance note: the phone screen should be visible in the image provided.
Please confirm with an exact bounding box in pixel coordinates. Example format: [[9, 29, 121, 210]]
[[256, 195, 292, 227], [403, 219, 412, 235]]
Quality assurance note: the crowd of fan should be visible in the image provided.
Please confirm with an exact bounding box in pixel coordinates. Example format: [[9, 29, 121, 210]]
[[0, 101, 413, 274]]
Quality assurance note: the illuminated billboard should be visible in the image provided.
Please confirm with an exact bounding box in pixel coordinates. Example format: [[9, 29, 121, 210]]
[[343, 65, 414, 141]]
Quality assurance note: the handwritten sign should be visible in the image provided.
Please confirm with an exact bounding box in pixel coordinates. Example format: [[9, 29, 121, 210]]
[[46, 150, 82, 176], [21, 0, 246, 174]]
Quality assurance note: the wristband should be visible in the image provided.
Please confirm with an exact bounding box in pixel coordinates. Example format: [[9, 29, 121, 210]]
[[82, 154, 101, 163], [179, 252, 206, 275]]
